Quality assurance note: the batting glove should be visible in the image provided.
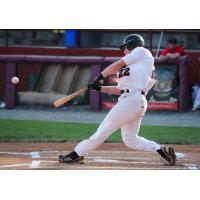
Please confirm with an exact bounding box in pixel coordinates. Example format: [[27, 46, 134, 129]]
[[88, 81, 101, 91], [87, 74, 105, 91], [95, 74, 106, 85]]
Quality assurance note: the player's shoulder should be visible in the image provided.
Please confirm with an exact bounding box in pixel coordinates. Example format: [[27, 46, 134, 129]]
[[131, 47, 149, 54], [134, 47, 153, 56], [133, 47, 150, 52], [133, 46, 146, 52], [163, 47, 171, 52], [177, 46, 185, 51]]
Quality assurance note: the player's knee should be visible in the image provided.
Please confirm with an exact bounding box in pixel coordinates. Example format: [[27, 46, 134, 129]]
[[97, 122, 114, 133], [94, 123, 115, 138], [88, 121, 116, 144]]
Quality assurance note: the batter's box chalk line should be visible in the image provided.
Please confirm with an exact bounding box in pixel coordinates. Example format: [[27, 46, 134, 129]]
[[30, 151, 40, 158], [30, 160, 41, 168]]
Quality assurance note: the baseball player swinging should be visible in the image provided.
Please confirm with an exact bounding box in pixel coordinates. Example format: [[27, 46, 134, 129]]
[[59, 34, 177, 166]]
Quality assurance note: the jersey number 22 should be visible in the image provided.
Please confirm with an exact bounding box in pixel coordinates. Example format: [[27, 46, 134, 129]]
[[119, 67, 130, 78]]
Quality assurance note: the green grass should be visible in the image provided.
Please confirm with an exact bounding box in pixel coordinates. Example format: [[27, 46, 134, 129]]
[[0, 119, 200, 144]]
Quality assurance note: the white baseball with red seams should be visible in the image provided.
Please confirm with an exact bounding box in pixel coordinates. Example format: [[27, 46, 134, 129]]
[[11, 77, 19, 84], [75, 47, 161, 156]]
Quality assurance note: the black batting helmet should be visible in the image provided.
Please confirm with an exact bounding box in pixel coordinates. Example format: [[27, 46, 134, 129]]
[[120, 34, 145, 51]]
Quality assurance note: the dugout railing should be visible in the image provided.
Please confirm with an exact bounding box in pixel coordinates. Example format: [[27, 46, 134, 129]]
[[0, 54, 190, 112]]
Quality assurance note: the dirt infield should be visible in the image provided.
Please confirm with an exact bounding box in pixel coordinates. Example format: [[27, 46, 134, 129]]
[[0, 142, 199, 170]]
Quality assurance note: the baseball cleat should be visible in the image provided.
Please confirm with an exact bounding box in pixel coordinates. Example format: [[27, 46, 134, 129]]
[[58, 154, 84, 164], [168, 146, 177, 166], [162, 146, 170, 156], [159, 146, 177, 166]]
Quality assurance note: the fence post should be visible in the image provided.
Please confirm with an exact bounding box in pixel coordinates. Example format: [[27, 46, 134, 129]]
[[90, 64, 101, 111], [178, 55, 191, 112], [5, 62, 17, 108]]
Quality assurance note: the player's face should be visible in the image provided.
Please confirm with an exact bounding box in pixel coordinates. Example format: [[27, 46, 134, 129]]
[[168, 43, 176, 50], [123, 46, 131, 55]]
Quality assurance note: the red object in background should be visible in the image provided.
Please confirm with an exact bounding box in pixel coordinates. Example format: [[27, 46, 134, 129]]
[[147, 102, 178, 111], [102, 101, 178, 111], [102, 101, 117, 110], [161, 46, 185, 56]]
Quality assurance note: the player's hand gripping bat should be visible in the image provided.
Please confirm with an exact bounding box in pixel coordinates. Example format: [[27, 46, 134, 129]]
[[53, 87, 88, 107]]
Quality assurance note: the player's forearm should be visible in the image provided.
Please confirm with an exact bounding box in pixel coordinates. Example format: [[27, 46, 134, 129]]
[[101, 59, 126, 77], [101, 86, 121, 95], [159, 55, 168, 62], [171, 53, 180, 59], [166, 53, 180, 59]]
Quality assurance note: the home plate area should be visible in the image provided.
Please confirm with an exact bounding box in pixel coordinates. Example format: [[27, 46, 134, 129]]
[[0, 143, 199, 170]]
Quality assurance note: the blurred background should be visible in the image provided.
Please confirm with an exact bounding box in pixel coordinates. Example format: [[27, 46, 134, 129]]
[[0, 29, 200, 112]]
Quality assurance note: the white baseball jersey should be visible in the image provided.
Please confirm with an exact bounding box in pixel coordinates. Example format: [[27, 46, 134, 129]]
[[116, 47, 155, 94]]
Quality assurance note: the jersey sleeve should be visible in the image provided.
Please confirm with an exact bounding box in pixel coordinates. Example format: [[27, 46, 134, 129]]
[[122, 47, 144, 65], [176, 47, 185, 56]]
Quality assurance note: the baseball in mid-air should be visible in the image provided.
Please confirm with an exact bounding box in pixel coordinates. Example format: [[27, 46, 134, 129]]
[[11, 77, 19, 85]]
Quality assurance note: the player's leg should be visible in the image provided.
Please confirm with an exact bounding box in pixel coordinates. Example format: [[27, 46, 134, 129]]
[[121, 117, 161, 151], [121, 119, 176, 165], [59, 103, 122, 163], [59, 95, 144, 163], [74, 96, 144, 156]]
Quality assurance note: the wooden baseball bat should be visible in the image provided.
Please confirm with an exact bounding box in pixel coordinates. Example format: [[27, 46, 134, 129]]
[[53, 87, 88, 107]]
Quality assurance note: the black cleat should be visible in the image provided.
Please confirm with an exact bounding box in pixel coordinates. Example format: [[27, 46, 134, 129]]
[[58, 153, 84, 164], [168, 146, 177, 166], [158, 146, 177, 166]]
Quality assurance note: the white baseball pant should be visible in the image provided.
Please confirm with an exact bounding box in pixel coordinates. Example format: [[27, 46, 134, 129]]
[[75, 92, 161, 156]]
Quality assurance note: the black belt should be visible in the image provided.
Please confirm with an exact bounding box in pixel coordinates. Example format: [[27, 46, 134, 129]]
[[121, 89, 145, 96]]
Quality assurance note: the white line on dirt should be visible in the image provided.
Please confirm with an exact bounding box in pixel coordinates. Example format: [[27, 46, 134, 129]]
[[39, 150, 153, 154], [38, 156, 158, 160], [0, 151, 41, 158], [92, 150, 153, 154], [34, 150, 60, 153], [0, 163, 30, 168], [92, 158, 159, 165], [183, 164, 199, 170], [30, 160, 41, 168], [34, 164, 185, 170], [0, 151, 30, 155], [39, 159, 159, 165], [31, 152, 40, 158]]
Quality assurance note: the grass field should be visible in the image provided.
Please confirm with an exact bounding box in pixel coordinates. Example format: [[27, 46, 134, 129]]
[[0, 119, 200, 144]]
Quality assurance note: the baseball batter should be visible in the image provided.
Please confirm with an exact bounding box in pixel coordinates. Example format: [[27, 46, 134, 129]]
[[59, 34, 177, 165]]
